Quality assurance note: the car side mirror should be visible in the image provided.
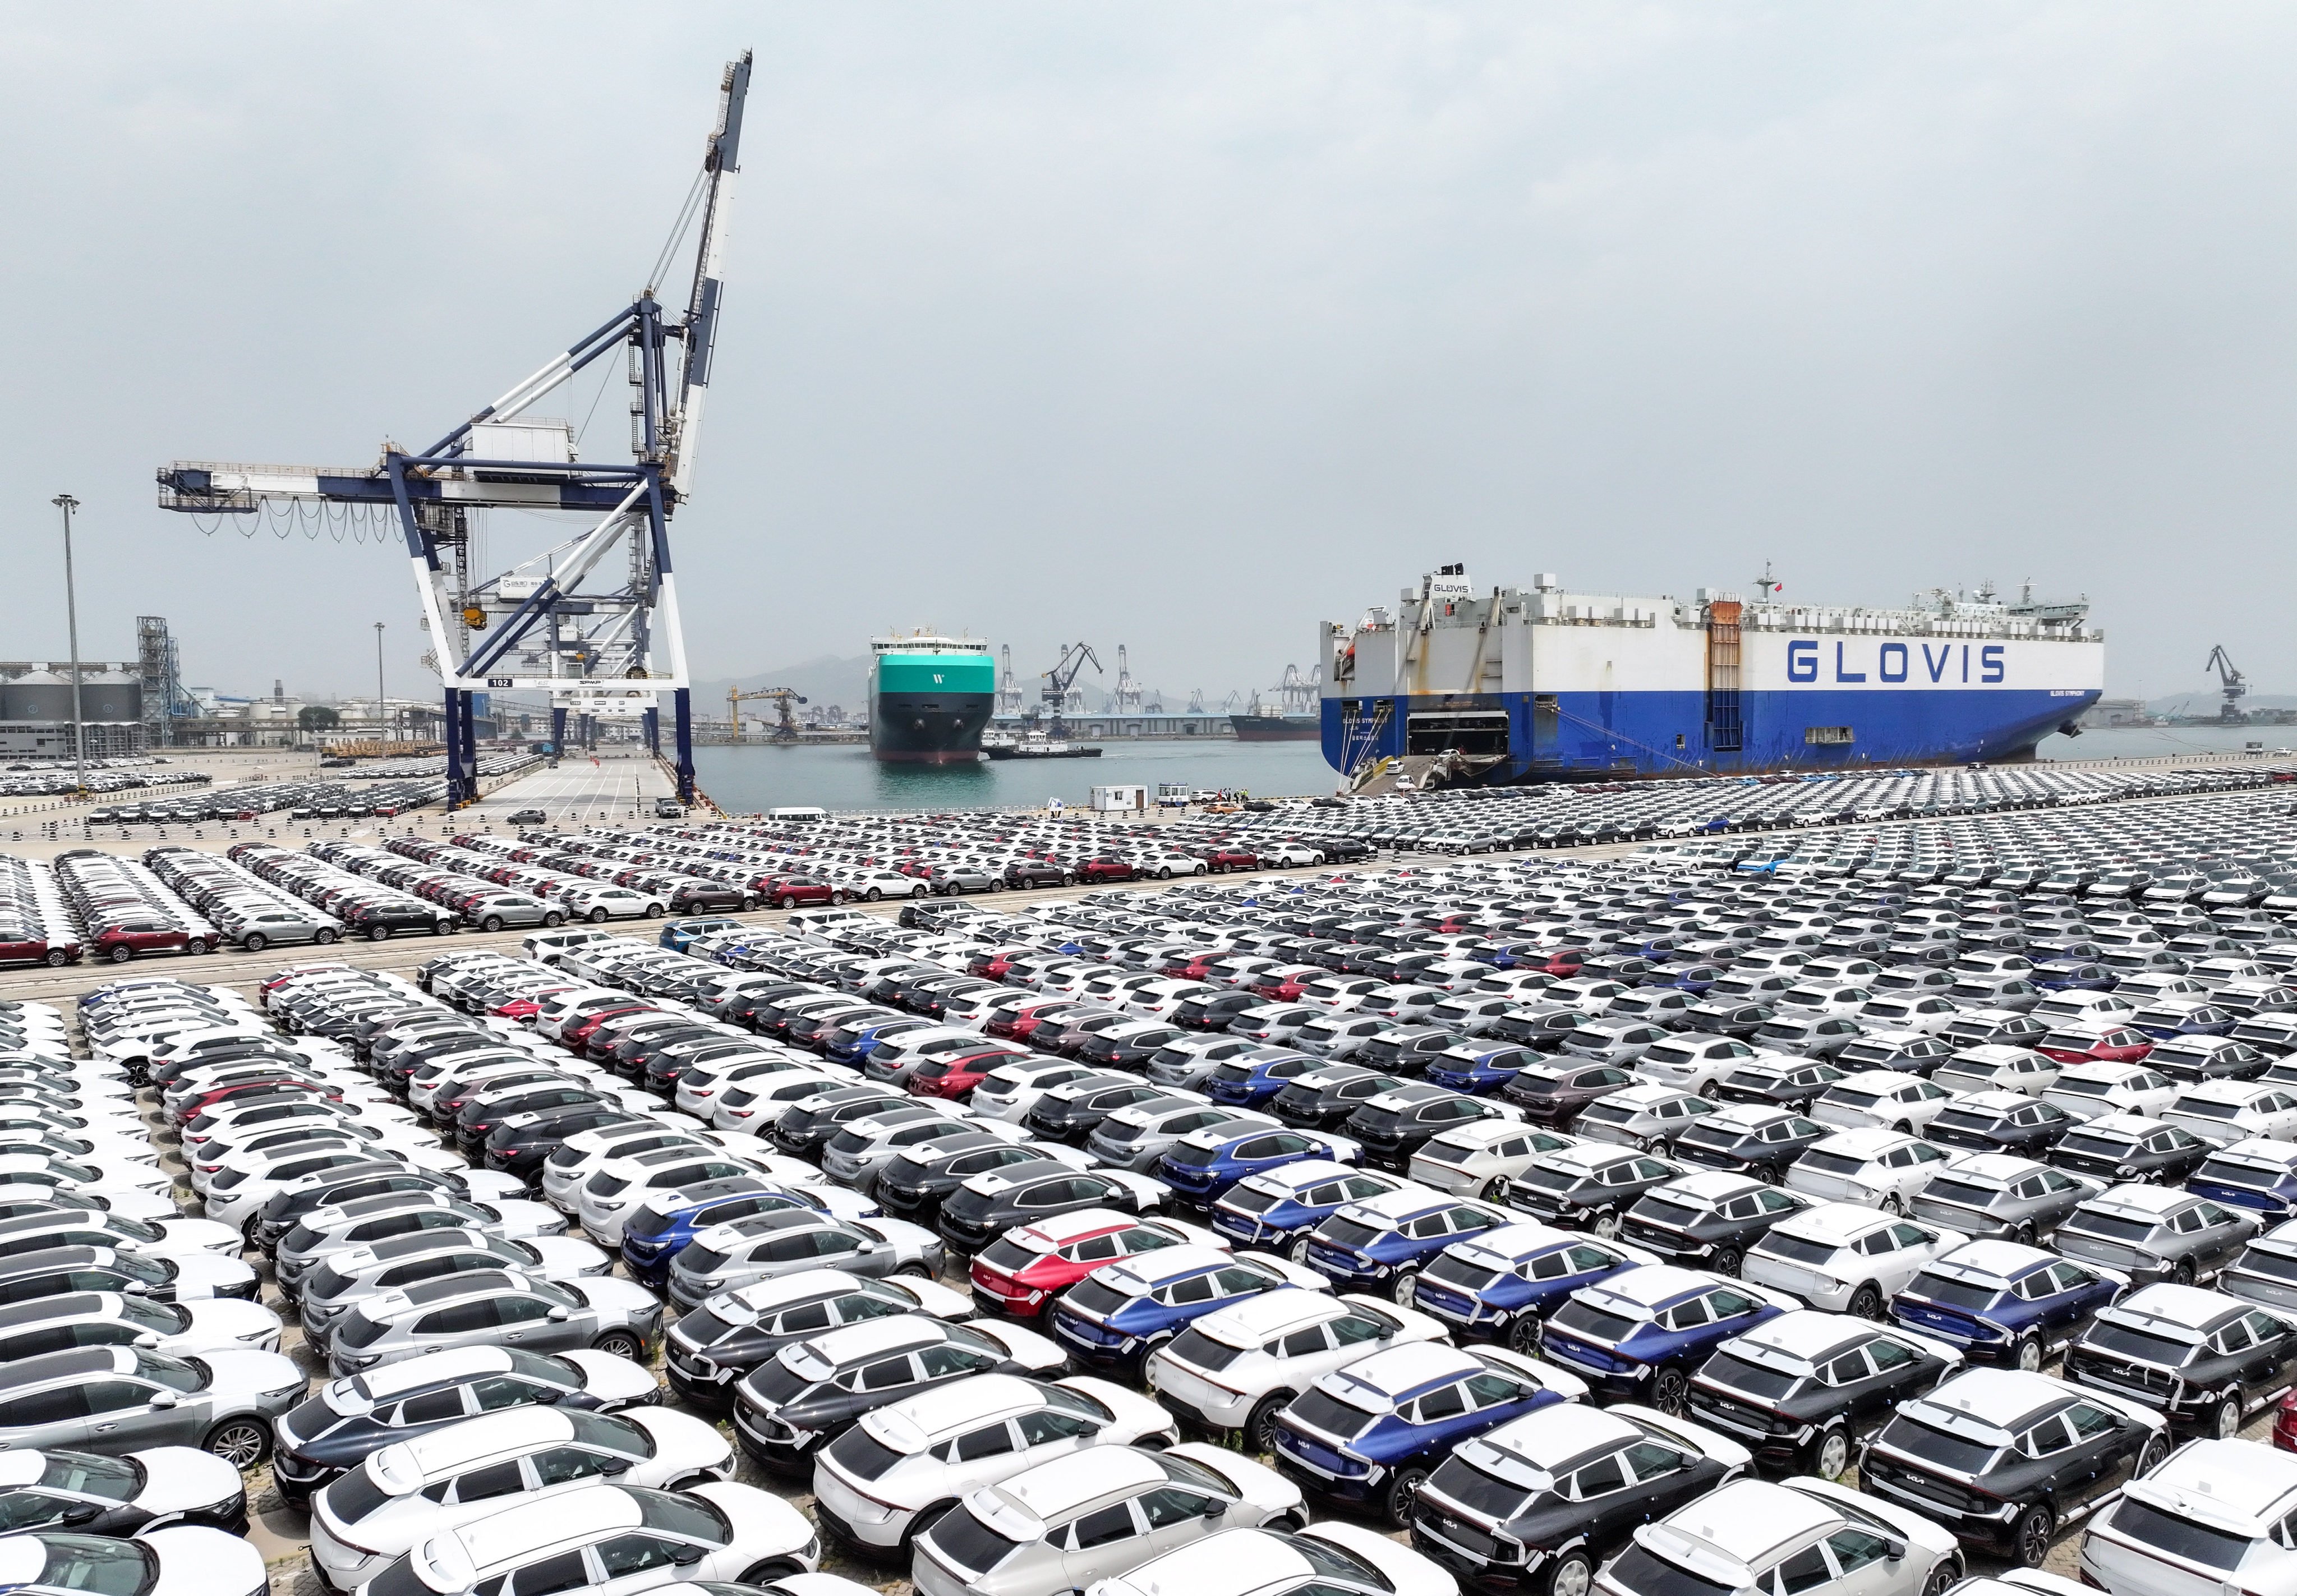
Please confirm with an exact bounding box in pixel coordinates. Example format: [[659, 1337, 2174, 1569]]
[[1883, 1538, 1906, 1562], [670, 1544, 705, 1566], [545, 1307, 570, 1323], [147, 1391, 177, 1409], [600, 1457, 633, 1474], [857, 1240, 878, 1253], [133, 1332, 162, 1349]]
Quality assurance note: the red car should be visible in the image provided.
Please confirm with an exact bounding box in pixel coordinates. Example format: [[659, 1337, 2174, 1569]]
[[1198, 847, 1260, 873], [757, 876, 845, 909], [0, 935, 77, 969], [2276, 1390, 2297, 1450], [492, 987, 577, 1021], [561, 1003, 657, 1051], [91, 922, 205, 962], [908, 1045, 1029, 1100], [1248, 965, 1322, 1002], [1074, 857, 1137, 884], [985, 998, 1082, 1043], [171, 1077, 337, 1126], [969, 1210, 1219, 1317], [2037, 1023, 2156, 1066], [1161, 953, 1224, 982]]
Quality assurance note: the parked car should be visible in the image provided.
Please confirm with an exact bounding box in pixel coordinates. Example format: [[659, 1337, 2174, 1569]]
[[1907, 1153, 2100, 1243], [1047, 1246, 1328, 1376], [0, 1344, 303, 1470], [2064, 1280, 2297, 1436], [2079, 1438, 2297, 1594], [1537, 1264, 1793, 1411], [1617, 1171, 1811, 1277], [662, 1268, 972, 1409], [1888, 1239, 2124, 1369], [2052, 1184, 2259, 1287], [1144, 1287, 1447, 1447], [1406, 1222, 1651, 1352], [1685, 1308, 1958, 1477], [1589, 1475, 1961, 1596]]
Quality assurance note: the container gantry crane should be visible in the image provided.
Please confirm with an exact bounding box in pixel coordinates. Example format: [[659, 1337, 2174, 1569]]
[[1111, 645, 1143, 713], [728, 686, 806, 742], [155, 53, 754, 806], [2206, 646, 2250, 724]]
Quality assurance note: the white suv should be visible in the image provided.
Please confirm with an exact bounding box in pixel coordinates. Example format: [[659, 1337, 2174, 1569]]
[[1144, 1289, 1447, 1448]]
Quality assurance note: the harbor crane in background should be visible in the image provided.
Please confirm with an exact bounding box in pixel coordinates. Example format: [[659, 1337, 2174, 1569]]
[[1033, 643, 1102, 737], [727, 686, 806, 742], [154, 53, 755, 806], [995, 645, 1024, 715], [1276, 663, 1321, 714], [2206, 646, 2250, 724], [1111, 646, 1144, 713]]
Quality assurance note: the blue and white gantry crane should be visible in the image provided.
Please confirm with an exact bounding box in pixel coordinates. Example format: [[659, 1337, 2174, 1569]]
[[157, 51, 753, 806]]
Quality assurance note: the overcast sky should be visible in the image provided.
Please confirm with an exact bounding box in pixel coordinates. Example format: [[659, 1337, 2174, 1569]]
[[4, 3, 2292, 705]]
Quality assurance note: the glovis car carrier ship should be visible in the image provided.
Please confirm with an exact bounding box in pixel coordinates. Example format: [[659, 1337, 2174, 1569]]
[[1322, 567, 2103, 784], [869, 633, 996, 763]]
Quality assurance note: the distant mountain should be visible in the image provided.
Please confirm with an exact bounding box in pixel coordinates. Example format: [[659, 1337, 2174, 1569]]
[[2145, 692, 2297, 715], [693, 655, 872, 721]]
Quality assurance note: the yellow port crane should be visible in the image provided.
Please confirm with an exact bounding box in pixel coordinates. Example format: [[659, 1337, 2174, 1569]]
[[728, 686, 808, 742]]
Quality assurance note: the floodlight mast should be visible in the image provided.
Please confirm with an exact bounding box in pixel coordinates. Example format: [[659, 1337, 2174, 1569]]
[[154, 50, 753, 807]]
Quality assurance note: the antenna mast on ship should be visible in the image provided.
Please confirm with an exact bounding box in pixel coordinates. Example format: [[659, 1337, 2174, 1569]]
[[1753, 562, 1783, 602]]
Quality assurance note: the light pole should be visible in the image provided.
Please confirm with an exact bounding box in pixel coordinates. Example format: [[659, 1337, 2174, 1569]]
[[374, 622, 386, 743], [51, 495, 85, 794]]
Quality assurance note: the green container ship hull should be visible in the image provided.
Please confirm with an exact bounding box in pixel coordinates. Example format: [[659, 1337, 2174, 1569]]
[[869, 649, 997, 763]]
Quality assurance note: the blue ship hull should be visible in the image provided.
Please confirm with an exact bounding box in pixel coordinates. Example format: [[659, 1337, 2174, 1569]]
[[1323, 686, 2100, 781]]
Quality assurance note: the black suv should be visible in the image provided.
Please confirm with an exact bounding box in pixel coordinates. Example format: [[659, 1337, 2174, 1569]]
[[1268, 1066, 1410, 1132], [1668, 1105, 1828, 1183], [937, 1159, 1156, 1253], [1618, 1172, 1810, 1276], [1858, 1369, 2167, 1566], [2065, 1282, 2297, 1436], [873, 1135, 1083, 1225], [1343, 1085, 1515, 1171], [1688, 1310, 1955, 1477]]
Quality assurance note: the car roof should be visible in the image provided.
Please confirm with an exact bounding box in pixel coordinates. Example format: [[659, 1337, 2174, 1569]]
[[1447, 1222, 1578, 1269], [1336, 1188, 1460, 1224], [1663, 1171, 1764, 1202], [453, 1484, 642, 1571], [867, 1373, 1046, 1450], [2134, 1438, 2297, 1529], [1733, 1309, 1878, 1365], [1646, 1479, 1838, 1577], [993, 1445, 1168, 1526], [790, 1315, 949, 1368], [2107, 1283, 2244, 1335], [1232, 1160, 1357, 1195], [1192, 1286, 1348, 1346], [0, 1344, 132, 1390], [1316, 1340, 1477, 1405], [343, 1345, 517, 1401], [1471, 1403, 1639, 1474], [1770, 1203, 1894, 1244], [1094, 1245, 1233, 1293], [1008, 1209, 1136, 1249], [1915, 1368, 2075, 1432], [382, 1406, 578, 1482]]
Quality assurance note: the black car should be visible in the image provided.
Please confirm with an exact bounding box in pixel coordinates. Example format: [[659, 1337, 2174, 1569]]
[[1487, 1008, 1595, 1052], [484, 1106, 645, 1184], [664, 1274, 969, 1409], [1834, 1033, 1956, 1077], [1024, 1080, 1175, 1145], [341, 901, 453, 941], [2047, 1115, 2213, 1186], [1688, 1310, 1959, 1477], [730, 1318, 1067, 1473], [1857, 1368, 2167, 1566], [1078, 1025, 1186, 1069], [937, 1158, 1157, 1253], [1268, 1066, 1411, 1132], [666, 882, 751, 914], [1001, 861, 1069, 889], [1505, 1145, 1686, 1238], [453, 1084, 614, 1150], [1668, 1105, 1828, 1183], [1709, 1057, 1848, 1112], [268, 1345, 656, 1507], [1343, 1085, 1516, 1172], [1408, 1403, 1741, 1593], [0, 1446, 247, 1535], [1353, 1026, 1469, 1075], [1173, 992, 1264, 1032], [1924, 1094, 2080, 1158], [765, 1088, 909, 1158], [872, 1135, 1082, 1225], [1618, 1172, 1811, 1276], [2064, 1282, 2297, 1435]]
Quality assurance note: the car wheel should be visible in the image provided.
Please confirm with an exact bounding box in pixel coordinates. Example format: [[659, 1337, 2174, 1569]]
[[1590, 1207, 1621, 1241], [481, 915, 505, 932], [780, 896, 797, 910], [591, 1330, 644, 1360], [204, 1418, 270, 1470], [910, 885, 927, 898], [897, 1261, 933, 1278], [1264, 1512, 1306, 1535], [644, 903, 665, 918], [1848, 1282, 1884, 1319], [2015, 1333, 2042, 1372], [2212, 1390, 2243, 1438], [2172, 1259, 2197, 1287], [1506, 1311, 1544, 1354], [2012, 1503, 2054, 1567], [741, 1560, 808, 1584], [43, 950, 65, 967], [1391, 1266, 1420, 1305], [1651, 1364, 1690, 1415], [1157, 867, 1172, 880], [1697, 1080, 1718, 1101], [1247, 1392, 1292, 1454], [243, 933, 266, 953], [1382, 1465, 1428, 1528], [1712, 1246, 1743, 1278], [1879, 1193, 1904, 1216], [1481, 1176, 1508, 1201], [1545, 1551, 1595, 1596], [369, 925, 392, 942], [1810, 1424, 1850, 1481], [2137, 1432, 2170, 1475], [1288, 1235, 1314, 1264], [989, 879, 1005, 892], [1920, 1559, 1963, 1596], [185, 939, 209, 956], [587, 908, 609, 923], [542, 911, 564, 927], [314, 928, 338, 945]]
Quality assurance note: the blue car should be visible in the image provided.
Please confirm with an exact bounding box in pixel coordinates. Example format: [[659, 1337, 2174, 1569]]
[[2131, 1004, 2237, 1041], [1888, 1238, 2124, 1367], [1537, 1263, 1792, 1410], [619, 1175, 856, 1288], [824, 1015, 932, 1065], [1407, 1221, 1652, 1350], [1209, 1160, 1407, 1257], [1270, 1340, 1587, 1525], [1204, 1051, 1320, 1110], [1046, 1245, 1326, 1372], [659, 916, 745, 953], [1304, 1188, 1510, 1298], [1424, 1042, 1541, 1097], [1157, 1123, 1358, 1209], [2034, 958, 2116, 992], [2188, 1137, 2297, 1219], [1647, 964, 1725, 996]]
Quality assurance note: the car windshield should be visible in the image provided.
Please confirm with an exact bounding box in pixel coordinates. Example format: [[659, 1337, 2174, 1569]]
[[1604, 1545, 1738, 1596], [1166, 1327, 1245, 1372], [2083, 1322, 2195, 1367], [2068, 1212, 2156, 1242], [1919, 1178, 2001, 1209], [1756, 1234, 1836, 1266], [2111, 1500, 2255, 1572], [927, 1506, 1026, 1575], [1064, 1278, 1131, 1318], [325, 1461, 397, 1525], [1425, 1254, 1502, 1293], [1552, 1300, 1637, 1342], [1700, 1351, 1800, 1400], [1285, 1387, 1379, 1439], [1904, 1273, 2001, 1311], [1884, 1415, 2001, 1474]]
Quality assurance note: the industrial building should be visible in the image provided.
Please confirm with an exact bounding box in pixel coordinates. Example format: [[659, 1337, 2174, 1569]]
[[0, 662, 146, 756]]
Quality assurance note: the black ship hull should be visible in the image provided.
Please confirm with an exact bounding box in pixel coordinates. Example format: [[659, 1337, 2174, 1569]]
[[869, 691, 994, 763]]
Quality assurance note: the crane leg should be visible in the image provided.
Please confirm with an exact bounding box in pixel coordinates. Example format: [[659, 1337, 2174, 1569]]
[[550, 707, 567, 756], [673, 688, 696, 802], [642, 706, 661, 757]]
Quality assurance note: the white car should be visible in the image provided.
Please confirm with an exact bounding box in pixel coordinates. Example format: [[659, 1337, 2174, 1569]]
[[811, 1373, 1175, 1552], [1144, 1287, 1448, 1446], [1633, 1035, 1761, 1096], [0, 1149, 172, 1204], [1081, 1522, 1454, 1596], [308, 1404, 735, 1590], [969, 1058, 1122, 1125], [553, 886, 669, 923], [1741, 1203, 1955, 1317], [706, 1070, 867, 1135], [1810, 1069, 1959, 1135], [2042, 1061, 2178, 1124], [1932, 1045, 2061, 1099], [1407, 1121, 1578, 1199], [1259, 844, 1327, 867], [2162, 1080, 2297, 1148], [910, 1445, 1307, 1596], [0, 1526, 264, 1596], [1854, 992, 1963, 1037], [574, 1146, 771, 1248], [538, 1125, 730, 1212], [1783, 1127, 1953, 1214], [2080, 1437, 2297, 1596], [1591, 1476, 1957, 1596], [348, 1480, 816, 1596]]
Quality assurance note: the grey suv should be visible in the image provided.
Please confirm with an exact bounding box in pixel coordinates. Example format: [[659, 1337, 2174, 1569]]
[[665, 1210, 942, 1309], [1908, 1153, 2101, 1243], [328, 1270, 665, 1376], [2053, 1185, 2259, 1287], [0, 1344, 304, 1469]]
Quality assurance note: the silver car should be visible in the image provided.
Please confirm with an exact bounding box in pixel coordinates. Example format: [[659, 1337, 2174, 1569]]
[[328, 1269, 665, 1376], [1086, 1103, 1278, 1174], [817, 1105, 999, 1194], [301, 1230, 615, 1349], [1906, 1153, 2101, 1243], [274, 1190, 574, 1296], [0, 1344, 305, 1470], [666, 1211, 943, 1309]]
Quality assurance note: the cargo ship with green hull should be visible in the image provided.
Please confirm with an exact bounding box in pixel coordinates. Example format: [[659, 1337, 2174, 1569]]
[[868, 633, 997, 763]]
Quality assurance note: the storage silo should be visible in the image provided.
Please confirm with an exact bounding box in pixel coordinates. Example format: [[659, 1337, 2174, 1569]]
[[80, 670, 142, 723], [1, 673, 77, 724]]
